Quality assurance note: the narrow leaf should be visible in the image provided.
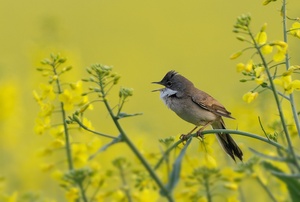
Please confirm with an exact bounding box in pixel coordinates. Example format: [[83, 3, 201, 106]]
[[261, 161, 300, 201], [89, 134, 123, 160], [117, 112, 143, 119], [249, 147, 287, 162], [163, 137, 192, 194]]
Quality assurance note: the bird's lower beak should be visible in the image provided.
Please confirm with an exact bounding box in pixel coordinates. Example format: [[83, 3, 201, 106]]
[[151, 88, 164, 92], [151, 81, 164, 92]]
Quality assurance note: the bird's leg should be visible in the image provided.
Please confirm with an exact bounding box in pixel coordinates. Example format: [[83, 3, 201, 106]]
[[180, 126, 198, 142], [196, 121, 213, 139]]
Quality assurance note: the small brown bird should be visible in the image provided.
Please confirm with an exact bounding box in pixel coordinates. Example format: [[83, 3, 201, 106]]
[[152, 70, 243, 162]]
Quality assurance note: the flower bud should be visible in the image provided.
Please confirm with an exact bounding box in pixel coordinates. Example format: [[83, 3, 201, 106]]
[[236, 36, 245, 41], [261, 23, 267, 32], [230, 51, 243, 60]]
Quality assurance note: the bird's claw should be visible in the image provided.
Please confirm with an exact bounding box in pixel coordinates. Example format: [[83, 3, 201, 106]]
[[196, 129, 204, 140], [179, 134, 189, 145]]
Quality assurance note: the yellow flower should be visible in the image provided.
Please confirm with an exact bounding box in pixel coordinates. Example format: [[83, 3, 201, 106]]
[[40, 83, 56, 100], [50, 126, 64, 138], [261, 44, 273, 55], [70, 80, 83, 95], [40, 163, 55, 172], [133, 189, 159, 202], [77, 96, 94, 113], [50, 138, 65, 149], [204, 154, 217, 168], [87, 138, 102, 154], [227, 196, 240, 202], [38, 102, 55, 117], [112, 189, 126, 201], [33, 90, 42, 104], [221, 167, 244, 182], [245, 59, 253, 72], [254, 66, 265, 77], [230, 51, 243, 60], [263, 0, 276, 5], [242, 92, 258, 103], [273, 76, 300, 94], [271, 41, 288, 62], [198, 135, 215, 154], [289, 22, 300, 38], [224, 182, 238, 190], [5, 191, 18, 202], [34, 117, 51, 135], [59, 89, 81, 111], [287, 65, 300, 73], [236, 63, 245, 72], [255, 74, 267, 85], [36, 147, 52, 157], [72, 144, 88, 167], [292, 80, 300, 90], [65, 187, 79, 202], [254, 66, 267, 85], [255, 31, 267, 45], [51, 169, 64, 181], [82, 117, 94, 130]]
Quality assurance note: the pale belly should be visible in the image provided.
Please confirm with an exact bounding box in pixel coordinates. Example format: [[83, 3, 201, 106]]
[[162, 95, 217, 126]]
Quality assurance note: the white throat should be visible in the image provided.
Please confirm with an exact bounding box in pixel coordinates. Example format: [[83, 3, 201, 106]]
[[160, 88, 178, 107]]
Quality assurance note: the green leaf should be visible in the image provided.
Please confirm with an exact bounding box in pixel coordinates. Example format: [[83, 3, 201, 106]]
[[117, 112, 143, 119], [163, 137, 192, 195], [249, 148, 287, 162], [89, 134, 124, 160], [261, 161, 300, 201]]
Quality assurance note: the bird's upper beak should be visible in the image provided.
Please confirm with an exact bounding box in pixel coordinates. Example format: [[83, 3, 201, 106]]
[[151, 81, 164, 92]]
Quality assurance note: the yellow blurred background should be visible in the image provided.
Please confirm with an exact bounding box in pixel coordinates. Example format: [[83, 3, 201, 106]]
[[1, 0, 300, 201]]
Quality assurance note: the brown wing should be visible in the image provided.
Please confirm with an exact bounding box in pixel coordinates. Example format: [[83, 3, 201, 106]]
[[191, 89, 234, 119]]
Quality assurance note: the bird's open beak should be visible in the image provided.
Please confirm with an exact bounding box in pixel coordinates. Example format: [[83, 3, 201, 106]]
[[151, 81, 164, 92]]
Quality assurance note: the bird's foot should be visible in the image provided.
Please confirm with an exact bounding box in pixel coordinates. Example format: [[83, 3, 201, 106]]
[[196, 128, 205, 140], [179, 134, 189, 145]]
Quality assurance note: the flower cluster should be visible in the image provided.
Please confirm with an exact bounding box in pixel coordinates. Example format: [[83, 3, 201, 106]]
[[231, 14, 300, 102]]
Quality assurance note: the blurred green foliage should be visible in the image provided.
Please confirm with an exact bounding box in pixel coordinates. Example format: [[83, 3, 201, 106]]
[[0, 0, 300, 201]]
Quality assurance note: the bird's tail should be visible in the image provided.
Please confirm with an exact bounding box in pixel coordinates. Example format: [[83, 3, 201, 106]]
[[212, 119, 243, 162]]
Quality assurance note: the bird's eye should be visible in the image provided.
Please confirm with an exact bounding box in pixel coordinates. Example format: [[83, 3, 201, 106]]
[[166, 81, 172, 87]]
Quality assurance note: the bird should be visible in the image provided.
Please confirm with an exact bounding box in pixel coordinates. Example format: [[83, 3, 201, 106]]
[[152, 70, 243, 162]]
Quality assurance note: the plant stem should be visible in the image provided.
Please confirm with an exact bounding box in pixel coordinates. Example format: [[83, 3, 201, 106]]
[[154, 129, 288, 170], [282, 0, 300, 139], [74, 117, 116, 139], [204, 175, 212, 202], [248, 28, 300, 170], [255, 175, 277, 202], [98, 80, 174, 201], [53, 65, 74, 171], [78, 181, 88, 202], [102, 98, 174, 201], [119, 166, 133, 202]]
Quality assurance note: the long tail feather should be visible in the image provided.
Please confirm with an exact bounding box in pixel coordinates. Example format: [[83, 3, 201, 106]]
[[212, 119, 243, 162]]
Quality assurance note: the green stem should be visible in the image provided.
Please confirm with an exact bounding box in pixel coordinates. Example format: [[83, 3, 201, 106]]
[[204, 175, 212, 202], [78, 182, 88, 202], [98, 82, 174, 201], [53, 65, 74, 171], [90, 179, 103, 202], [255, 174, 277, 202], [154, 129, 288, 170], [102, 98, 174, 201], [202, 129, 286, 151], [154, 140, 182, 170], [119, 166, 133, 202], [282, 0, 300, 139], [74, 117, 116, 139], [248, 28, 300, 170]]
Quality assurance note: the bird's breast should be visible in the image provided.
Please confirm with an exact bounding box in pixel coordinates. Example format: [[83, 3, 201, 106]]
[[161, 93, 217, 126]]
